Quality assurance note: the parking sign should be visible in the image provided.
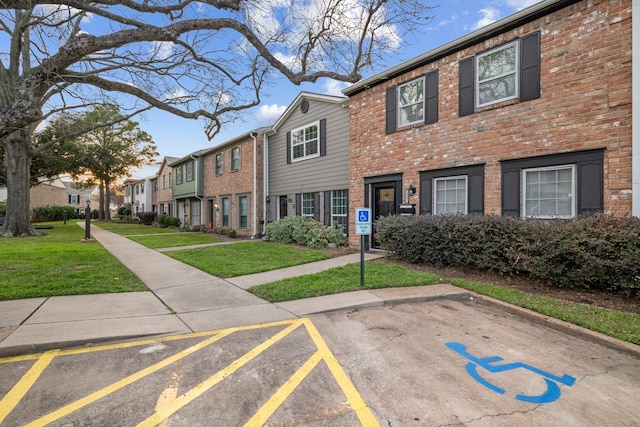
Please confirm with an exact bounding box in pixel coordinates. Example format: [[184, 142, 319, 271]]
[[355, 208, 372, 235]]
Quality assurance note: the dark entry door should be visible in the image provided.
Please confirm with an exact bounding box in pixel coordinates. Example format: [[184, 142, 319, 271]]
[[372, 184, 396, 247], [279, 196, 288, 219]]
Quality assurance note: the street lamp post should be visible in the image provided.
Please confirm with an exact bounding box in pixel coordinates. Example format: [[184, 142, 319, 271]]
[[84, 199, 91, 240]]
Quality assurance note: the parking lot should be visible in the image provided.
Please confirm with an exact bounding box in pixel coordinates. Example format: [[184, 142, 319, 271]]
[[1, 295, 639, 426]]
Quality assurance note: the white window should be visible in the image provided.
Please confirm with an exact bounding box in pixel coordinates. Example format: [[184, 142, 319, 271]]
[[238, 195, 248, 229], [230, 147, 241, 171], [331, 190, 347, 217], [186, 161, 194, 181], [476, 41, 518, 107], [522, 165, 576, 219], [215, 154, 224, 175], [398, 77, 425, 127], [69, 194, 81, 204], [291, 123, 319, 161], [434, 176, 468, 215], [302, 193, 315, 216]]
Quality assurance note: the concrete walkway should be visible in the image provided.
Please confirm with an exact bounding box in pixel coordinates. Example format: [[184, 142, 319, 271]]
[[1, 224, 467, 357]]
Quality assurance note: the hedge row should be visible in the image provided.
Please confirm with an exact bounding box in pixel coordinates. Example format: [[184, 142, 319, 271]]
[[32, 205, 86, 222], [266, 216, 347, 249], [375, 214, 640, 292]]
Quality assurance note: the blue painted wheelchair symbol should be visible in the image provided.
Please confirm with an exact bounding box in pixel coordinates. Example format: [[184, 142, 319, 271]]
[[358, 210, 369, 223], [446, 342, 575, 404]]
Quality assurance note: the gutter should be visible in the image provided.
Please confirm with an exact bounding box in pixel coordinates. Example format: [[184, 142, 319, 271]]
[[634, 0, 640, 216], [190, 153, 203, 226], [250, 131, 258, 238]]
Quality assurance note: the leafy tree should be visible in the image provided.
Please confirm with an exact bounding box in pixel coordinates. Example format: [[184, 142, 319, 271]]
[[0, 1, 433, 236]]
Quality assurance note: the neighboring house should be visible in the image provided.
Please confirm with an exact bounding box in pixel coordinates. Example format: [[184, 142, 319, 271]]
[[202, 129, 267, 237], [266, 92, 351, 232], [63, 181, 99, 213], [150, 175, 158, 213], [343, 0, 634, 247], [30, 178, 68, 209], [157, 156, 178, 216], [170, 151, 205, 227], [123, 177, 153, 216]]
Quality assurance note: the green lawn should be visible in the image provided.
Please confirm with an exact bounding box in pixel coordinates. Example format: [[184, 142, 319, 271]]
[[166, 241, 332, 278], [127, 233, 222, 249], [93, 221, 178, 235], [0, 222, 147, 300]]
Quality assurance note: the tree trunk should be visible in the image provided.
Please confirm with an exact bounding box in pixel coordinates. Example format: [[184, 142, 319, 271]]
[[98, 181, 106, 220], [104, 180, 112, 221], [0, 131, 39, 237]]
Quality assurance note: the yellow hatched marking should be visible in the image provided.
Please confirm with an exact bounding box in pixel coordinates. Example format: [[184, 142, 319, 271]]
[[303, 318, 380, 426], [244, 350, 323, 426], [0, 350, 59, 424], [23, 331, 231, 427], [136, 319, 304, 427]]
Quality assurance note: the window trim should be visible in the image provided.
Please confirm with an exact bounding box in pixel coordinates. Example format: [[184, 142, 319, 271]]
[[230, 146, 241, 171], [291, 121, 320, 162], [397, 76, 425, 127], [522, 164, 576, 219], [221, 196, 230, 227], [331, 189, 348, 218], [475, 40, 519, 108], [175, 166, 183, 185], [434, 175, 468, 215], [301, 192, 315, 216], [215, 153, 224, 175], [237, 194, 249, 229], [186, 161, 194, 182]]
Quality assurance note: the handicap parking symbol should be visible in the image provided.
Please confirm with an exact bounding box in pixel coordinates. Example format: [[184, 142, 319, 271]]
[[446, 342, 575, 404], [358, 209, 370, 223]]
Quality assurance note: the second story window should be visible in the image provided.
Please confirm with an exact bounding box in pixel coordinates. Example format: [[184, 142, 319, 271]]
[[230, 147, 241, 171], [169, 172, 172, 188], [292, 123, 319, 161], [398, 77, 424, 127], [186, 161, 194, 181], [215, 154, 224, 175], [175, 166, 183, 185], [476, 41, 518, 107]]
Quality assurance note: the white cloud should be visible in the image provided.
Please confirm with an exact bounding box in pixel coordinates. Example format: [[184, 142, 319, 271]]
[[150, 41, 174, 60], [505, 0, 544, 11], [471, 8, 501, 31], [324, 80, 349, 97], [256, 104, 286, 124]]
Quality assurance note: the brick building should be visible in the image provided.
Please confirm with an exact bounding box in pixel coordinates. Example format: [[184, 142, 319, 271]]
[[343, 0, 634, 247], [156, 156, 178, 216], [202, 130, 267, 237]]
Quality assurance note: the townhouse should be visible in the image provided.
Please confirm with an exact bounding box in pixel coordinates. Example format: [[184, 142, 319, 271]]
[[169, 151, 205, 227], [343, 0, 635, 247], [202, 130, 267, 237], [265, 92, 351, 232], [156, 156, 178, 216]]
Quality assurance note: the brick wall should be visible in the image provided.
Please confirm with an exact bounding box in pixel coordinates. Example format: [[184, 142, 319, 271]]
[[347, 0, 632, 245]]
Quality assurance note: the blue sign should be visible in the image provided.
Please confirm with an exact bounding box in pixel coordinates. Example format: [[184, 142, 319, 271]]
[[446, 342, 575, 404], [355, 208, 372, 235]]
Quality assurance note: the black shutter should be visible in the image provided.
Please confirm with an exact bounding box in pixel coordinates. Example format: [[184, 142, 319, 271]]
[[385, 86, 397, 134], [502, 167, 520, 217], [324, 191, 331, 225], [468, 168, 485, 215], [286, 131, 292, 164], [419, 176, 433, 215], [577, 158, 604, 215], [520, 31, 541, 102], [425, 70, 439, 124], [314, 192, 321, 221], [319, 119, 326, 157], [68, 195, 72, 204], [459, 58, 475, 117], [295, 193, 301, 216]]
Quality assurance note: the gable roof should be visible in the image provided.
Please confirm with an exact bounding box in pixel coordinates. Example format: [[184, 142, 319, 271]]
[[270, 91, 347, 131], [343, 0, 581, 96]]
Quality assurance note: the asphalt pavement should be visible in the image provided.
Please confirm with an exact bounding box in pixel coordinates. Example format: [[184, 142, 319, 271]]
[[1, 224, 638, 360]]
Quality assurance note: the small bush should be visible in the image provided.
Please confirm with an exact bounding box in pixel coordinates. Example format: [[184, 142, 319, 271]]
[[266, 216, 347, 248], [32, 205, 80, 222], [214, 227, 237, 237], [376, 214, 640, 293], [137, 211, 157, 225], [117, 206, 131, 216], [0, 204, 6, 217], [157, 214, 181, 228]]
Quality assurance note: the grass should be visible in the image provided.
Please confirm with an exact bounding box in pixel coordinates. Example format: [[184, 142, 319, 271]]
[[248, 262, 441, 302], [127, 233, 222, 249], [166, 241, 332, 278], [93, 221, 178, 235], [0, 222, 147, 300]]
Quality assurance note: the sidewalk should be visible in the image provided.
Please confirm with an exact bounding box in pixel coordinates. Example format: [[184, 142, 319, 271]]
[[0, 225, 467, 357]]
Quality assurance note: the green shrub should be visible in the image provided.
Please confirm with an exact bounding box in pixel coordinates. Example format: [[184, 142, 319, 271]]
[[32, 205, 80, 222], [376, 214, 640, 293], [0, 204, 6, 217], [156, 214, 180, 228], [266, 216, 347, 248], [137, 211, 157, 225]]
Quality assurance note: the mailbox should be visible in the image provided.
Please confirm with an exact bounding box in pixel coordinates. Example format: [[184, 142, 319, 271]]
[[399, 203, 416, 216]]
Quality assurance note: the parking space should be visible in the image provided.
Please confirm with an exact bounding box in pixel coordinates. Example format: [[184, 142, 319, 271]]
[[1, 296, 639, 426]]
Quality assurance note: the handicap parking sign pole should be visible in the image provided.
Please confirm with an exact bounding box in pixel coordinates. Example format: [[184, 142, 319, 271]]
[[356, 208, 371, 286], [360, 234, 365, 286]]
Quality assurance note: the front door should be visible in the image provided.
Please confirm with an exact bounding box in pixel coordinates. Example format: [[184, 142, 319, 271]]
[[372, 184, 397, 248]]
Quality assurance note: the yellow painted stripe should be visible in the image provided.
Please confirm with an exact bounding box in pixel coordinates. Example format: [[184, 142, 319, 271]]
[[24, 331, 231, 427], [302, 318, 380, 427], [244, 350, 322, 426], [136, 319, 304, 427], [0, 350, 59, 424], [0, 319, 299, 364]]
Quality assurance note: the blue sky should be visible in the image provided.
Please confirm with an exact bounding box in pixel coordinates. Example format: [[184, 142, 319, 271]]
[[132, 0, 545, 178]]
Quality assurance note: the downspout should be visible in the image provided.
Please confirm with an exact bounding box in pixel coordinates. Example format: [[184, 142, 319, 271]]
[[263, 133, 269, 235], [190, 154, 203, 226], [633, 0, 640, 216], [250, 131, 258, 238]]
